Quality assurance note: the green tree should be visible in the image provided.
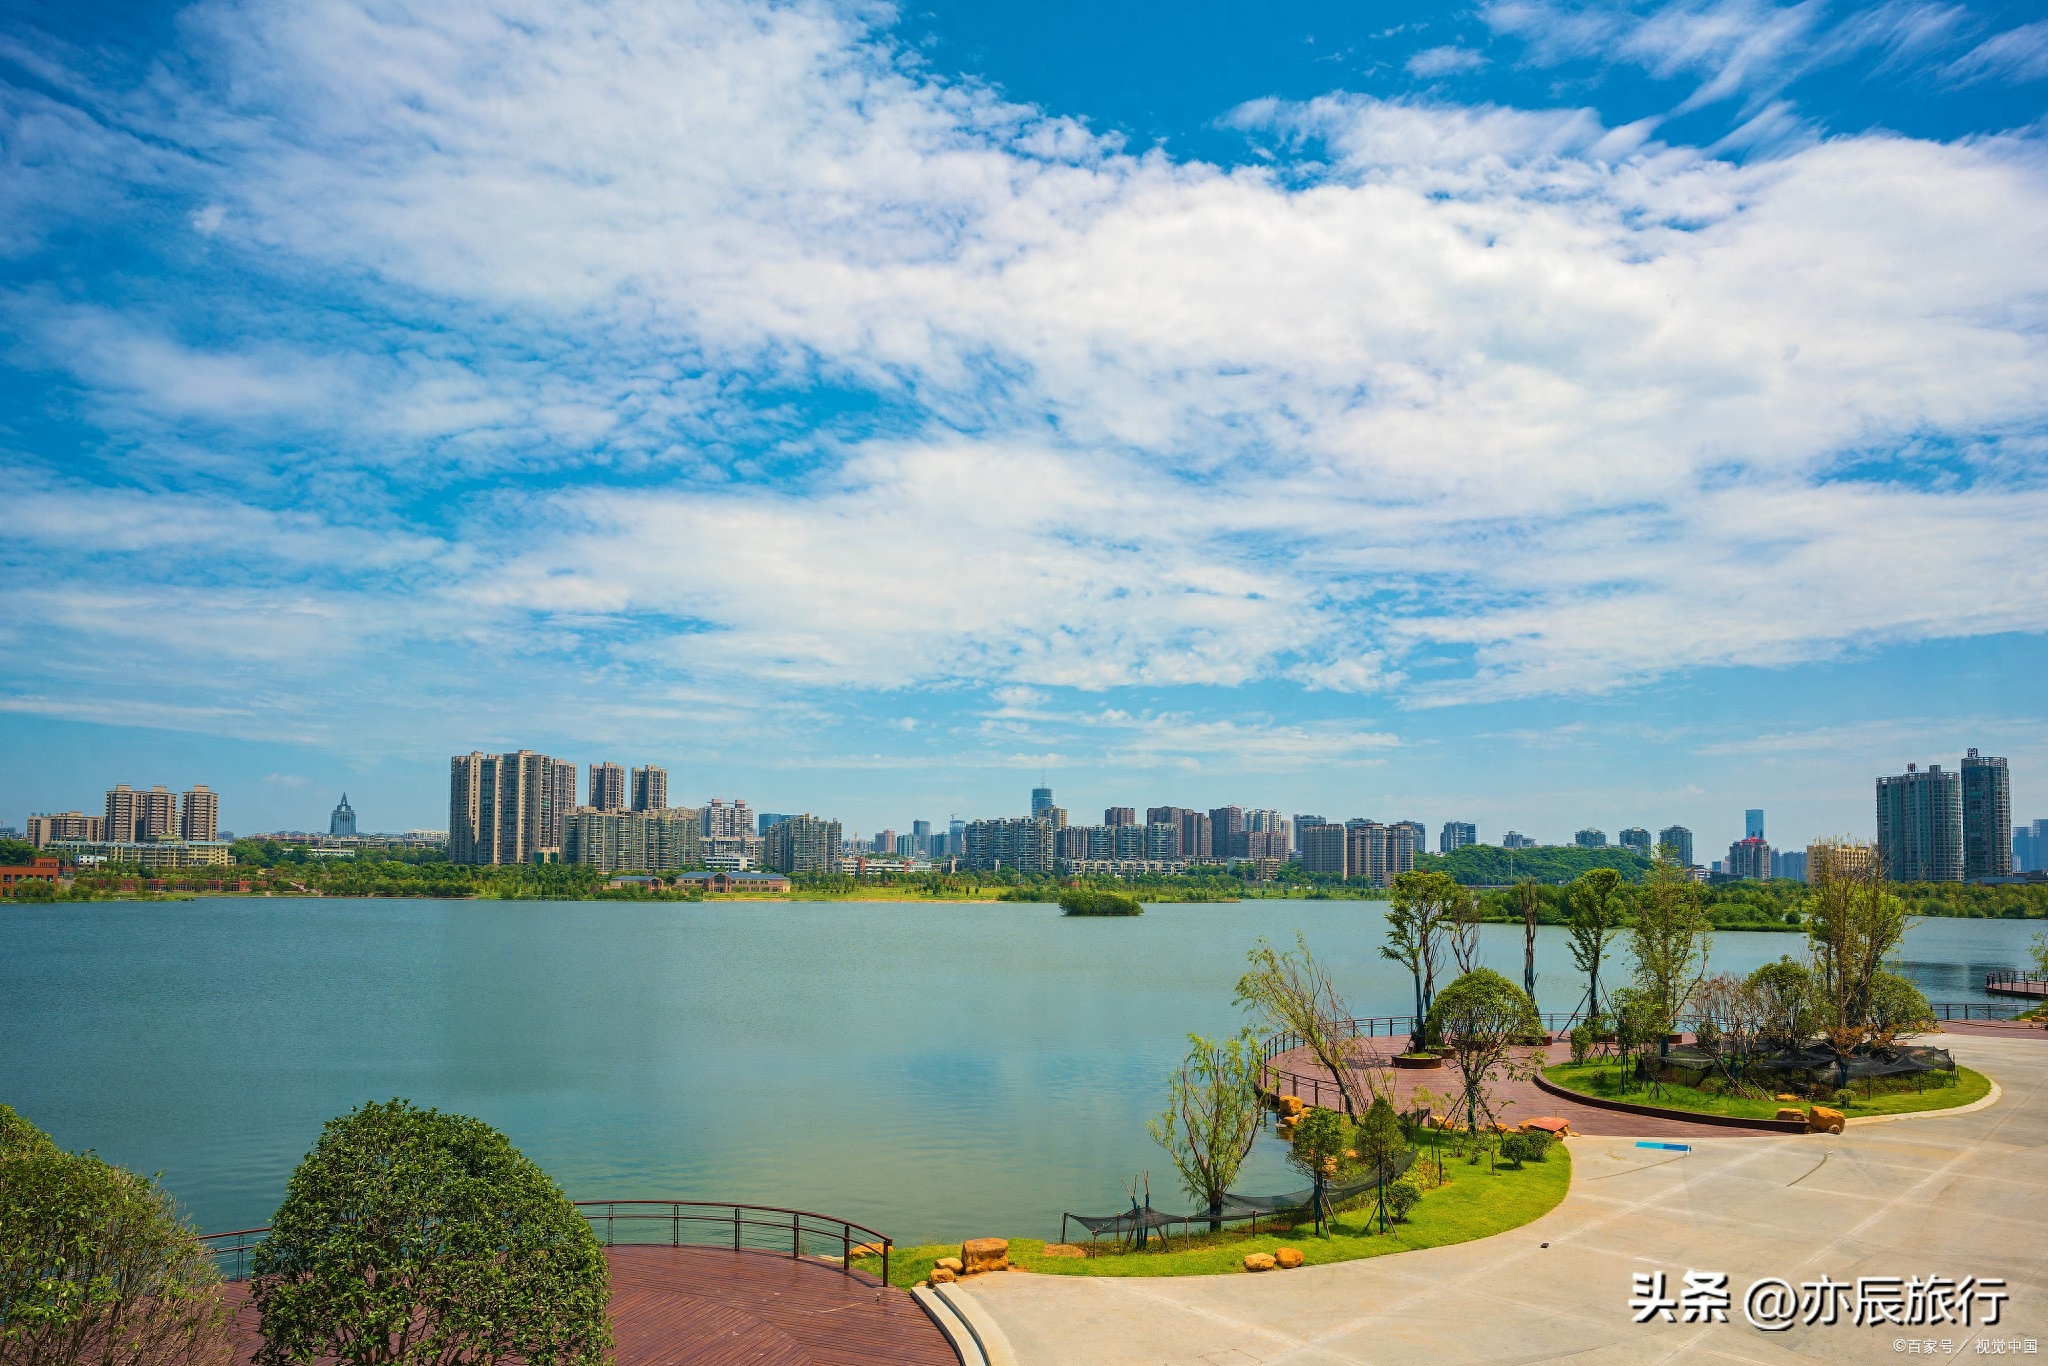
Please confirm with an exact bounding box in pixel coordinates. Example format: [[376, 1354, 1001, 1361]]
[[1424, 969, 1542, 1134], [1384, 872, 1459, 1048], [1567, 868, 1629, 1019], [1351, 1096, 1407, 1233], [1516, 879, 1541, 1009], [1628, 851, 1712, 1052], [1236, 935, 1378, 1119], [2030, 932, 2048, 980], [1864, 972, 1936, 1045], [1805, 841, 1911, 1058], [1284, 1108, 1351, 1234], [1148, 1031, 1264, 1230], [0, 1105, 232, 1365], [252, 1099, 611, 1366], [1747, 957, 1818, 1048]]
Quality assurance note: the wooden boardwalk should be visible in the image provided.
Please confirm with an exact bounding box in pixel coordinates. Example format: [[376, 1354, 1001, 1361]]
[[222, 1245, 956, 1365]]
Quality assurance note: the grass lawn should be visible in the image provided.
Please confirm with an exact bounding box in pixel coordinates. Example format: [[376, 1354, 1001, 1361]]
[[1541, 1060, 1991, 1121], [861, 1136, 1570, 1289]]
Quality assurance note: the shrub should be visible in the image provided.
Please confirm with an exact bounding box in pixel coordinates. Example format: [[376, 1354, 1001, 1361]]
[[0, 1107, 232, 1366], [1567, 1024, 1594, 1067], [252, 1099, 611, 1366], [1059, 889, 1143, 916], [1382, 1178, 1421, 1222], [1518, 1128, 1553, 1162], [1497, 1133, 1534, 1168]]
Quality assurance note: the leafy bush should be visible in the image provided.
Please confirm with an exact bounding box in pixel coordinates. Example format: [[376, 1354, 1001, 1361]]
[[1382, 1177, 1421, 1222], [1498, 1133, 1536, 1168], [1518, 1128, 1553, 1162], [1567, 1025, 1594, 1066], [252, 1099, 611, 1366], [1059, 889, 1143, 916], [0, 1105, 232, 1366]]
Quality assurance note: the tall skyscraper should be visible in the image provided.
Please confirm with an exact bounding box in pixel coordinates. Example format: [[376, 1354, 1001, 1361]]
[[1575, 829, 1606, 849], [1300, 822, 1346, 876], [912, 819, 932, 854], [1502, 831, 1537, 850], [1726, 836, 1771, 880], [1961, 748, 2012, 879], [590, 763, 627, 813], [758, 812, 792, 835], [631, 765, 668, 813], [1031, 787, 1054, 818], [764, 815, 843, 874], [327, 793, 355, 838], [1209, 806, 1248, 859], [1439, 821, 1477, 854], [1658, 825, 1694, 867], [1876, 763, 1963, 883], [450, 750, 563, 864], [27, 812, 102, 848], [1104, 807, 1136, 827], [181, 786, 220, 841], [548, 759, 578, 851], [703, 798, 754, 839], [1618, 827, 1651, 857], [105, 784, 177, 842], [1745, 809, 1765, 840], [2013, 818, 2048, 873], [1293, 815, 1324, 855]]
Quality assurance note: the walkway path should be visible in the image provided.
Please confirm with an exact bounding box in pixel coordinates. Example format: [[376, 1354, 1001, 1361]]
[[959, 1030, 2047, 1364], [223, 1245, 954, 1365]]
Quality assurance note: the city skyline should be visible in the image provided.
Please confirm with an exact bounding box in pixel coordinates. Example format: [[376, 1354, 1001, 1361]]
[[3, 0, 2046, 850]]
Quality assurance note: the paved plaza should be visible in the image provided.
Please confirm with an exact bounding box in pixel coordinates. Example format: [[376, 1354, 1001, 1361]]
[[958, 1030, 2047, 1365]]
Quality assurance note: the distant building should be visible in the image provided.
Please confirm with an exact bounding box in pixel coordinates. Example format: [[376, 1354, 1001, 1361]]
[[52, 840, 232, 870], [1575, 829, 1606, 849], [1300, 822, 1347, 876], [1658, 825, 1694, 868], [912, 819, 932, 855], [1502, 831, 1537, 850], [758, 812, 791, 835], [105, 784, 177, 843], [963, 817, 1055, 874], [1104, 807, 1136, 827], [1149, 807, 1212, 860], [1774, 849, 1807, 881], [2017, 819, 2048, 874], [1725, 836, 1771, 880], [1745, 809, 1765, 841], [565, 808, 703, 872], [1876, 763, 1963, 883], [1209, 806, 1248, 859], [0, 857, 61, 890], [763, 814, 842, 875], [1961, 748, 2012, 879], [1031, 787, 1055, 819], [1439, 822, 1477, 854], [549, 760, 578, 849], [675, 870, 792, 894], [703, 798, 753, 839], [1293, 815, 1324, 855], [1042, 806, 1068, 829], [589, 763, 627, 813], [1342, 820, 1415, 887], [873, 830, 896, 855], [27, 812, 102, 848], [1616, 827, 1651, 857], [631, 766, 668, 814], [449, 750, 568, 865], [327, 793, 355, 838], [1808, 839, 1876, 884]]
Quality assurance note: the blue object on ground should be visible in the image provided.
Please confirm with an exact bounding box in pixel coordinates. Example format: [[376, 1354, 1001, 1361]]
[[1635, 1141, 1692, 1153]]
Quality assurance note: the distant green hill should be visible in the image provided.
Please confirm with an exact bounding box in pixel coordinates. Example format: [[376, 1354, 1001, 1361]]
[[1414, 845, 1652, 887]]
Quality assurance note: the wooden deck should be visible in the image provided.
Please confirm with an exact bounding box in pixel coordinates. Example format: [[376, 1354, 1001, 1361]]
[[222, 1245, 956, 1365]]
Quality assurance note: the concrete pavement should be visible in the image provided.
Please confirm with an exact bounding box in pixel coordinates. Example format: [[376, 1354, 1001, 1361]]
[[957, 1032, 2047, 1364]]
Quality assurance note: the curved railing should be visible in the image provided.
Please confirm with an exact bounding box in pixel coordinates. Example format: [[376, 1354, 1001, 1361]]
[[1986, 971, 2048, 998], [197, 1200, 892, 1290]]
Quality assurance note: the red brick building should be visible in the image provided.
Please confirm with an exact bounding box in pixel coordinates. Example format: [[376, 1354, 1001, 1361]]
[[0, 857, 62, 891]]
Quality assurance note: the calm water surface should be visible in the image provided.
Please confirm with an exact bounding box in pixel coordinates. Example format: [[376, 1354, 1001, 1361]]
[[1, 899, 2037, 1243]]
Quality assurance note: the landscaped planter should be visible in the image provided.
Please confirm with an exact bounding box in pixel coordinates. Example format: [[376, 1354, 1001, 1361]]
[[1532, 1072, 1806, 1132], [1393, 1053, 1444, 1070]]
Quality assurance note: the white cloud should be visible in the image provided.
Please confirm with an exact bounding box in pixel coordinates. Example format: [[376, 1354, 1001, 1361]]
[[1406, 45, 1490, 77], [1945, 20, 2048, 84]]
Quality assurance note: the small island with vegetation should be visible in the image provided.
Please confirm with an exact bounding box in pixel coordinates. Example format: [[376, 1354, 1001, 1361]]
[[1060, 888, 1144, 916]]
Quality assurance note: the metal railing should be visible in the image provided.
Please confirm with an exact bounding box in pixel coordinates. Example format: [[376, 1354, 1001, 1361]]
[[196, 1200, 892, 1289], [1985, 972, 2048, 997], [1936, 1001, 2032, 1021]]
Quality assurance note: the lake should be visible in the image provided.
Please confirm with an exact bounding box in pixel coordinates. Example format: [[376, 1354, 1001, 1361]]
[[1, 899, 2037, 1244]]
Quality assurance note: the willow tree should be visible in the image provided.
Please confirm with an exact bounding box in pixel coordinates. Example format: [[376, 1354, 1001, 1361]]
[[1149, 1030, 1265, 1230], [1805, 838, 1910, 1059], [1567, 868, 1630, 1021], [1516, 879, 1541, 1010], [1236, 934, 1380, 1118], [1384, 871, 1459, 1049], [1628, 851, 1712, 1051]]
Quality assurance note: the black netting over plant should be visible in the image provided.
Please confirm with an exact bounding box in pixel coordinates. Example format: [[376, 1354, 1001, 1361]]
[[1063, 1150, 1415, 1239]]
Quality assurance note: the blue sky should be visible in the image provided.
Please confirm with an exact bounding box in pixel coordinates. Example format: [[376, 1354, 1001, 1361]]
[[1, 0, 2045, 850]]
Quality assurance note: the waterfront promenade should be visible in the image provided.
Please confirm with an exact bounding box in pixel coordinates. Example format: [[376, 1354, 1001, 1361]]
[[957, 1029, 2045, 1364]]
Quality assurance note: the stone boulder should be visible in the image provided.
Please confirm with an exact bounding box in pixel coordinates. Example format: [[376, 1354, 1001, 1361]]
[[962, 1238, 1009, 1275], [1275, 1247, 1305, 1269], [1808, 1105, 1846, 1135], [1775, 1107, 1805, 1124], [929, 1267, 956, 1285], [934, 1256, 964, 1274], [1277, 1094, 1306, 1117], [1243, 1253, 1276, 1272]]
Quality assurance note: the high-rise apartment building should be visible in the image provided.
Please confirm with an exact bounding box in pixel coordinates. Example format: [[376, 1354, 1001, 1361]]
[[963, 817, 1055, 874], [1808, 839, 1876, 884], [104, 784, 178, 843], [590, 763, 627, 813], [1341, 819, 1414, 887], [1745, 809, 1765, 840], [1042, 806, 1068, 829], [450, 751, 564, 864], [1104, 807, 1136, 827], [1031, 787, 1054, 819], [703, 799, 754, 839], [1502, 831, 1537, 850], [1439, 822, 1476, 854], [548, 760, 578, 851], [2016, 819, 2048, 873], [326, 793, 353, 839], [1961, 748, 2012, 879], [1300, 822, 1346, 877], [177, 785, 220, 842], [912, 819, 933, 855], [27, 812, 103, 848], [1293, 816, 1324, 855], [1575, 829, 1606, 849], [764, 815, 843, 875], [631, 765, 668, 813], [1207, 806, 1248, 859], [759, 812, 792, 836], [1772, 849, 1807, 881], [1658, 825, 1694, 867], [1876, 763, 1963, 883], [1725, 836, 1771, 881], [1618, 827, 1651, 857], [565, 808, 702, 872]]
